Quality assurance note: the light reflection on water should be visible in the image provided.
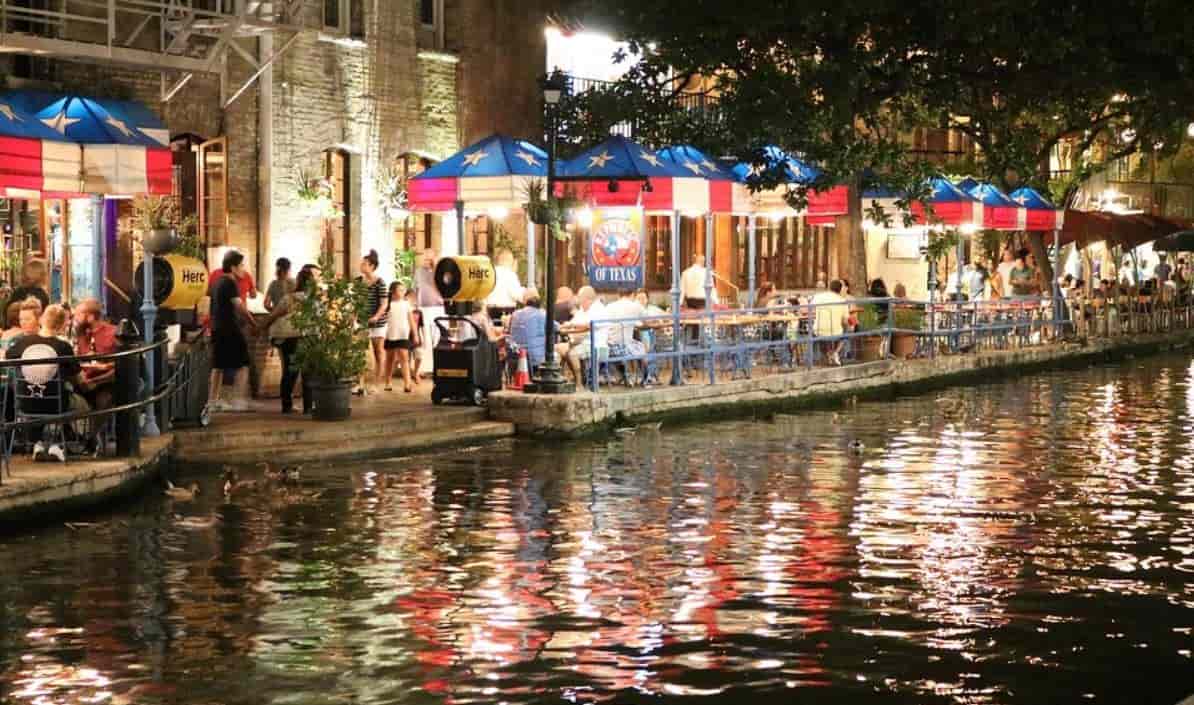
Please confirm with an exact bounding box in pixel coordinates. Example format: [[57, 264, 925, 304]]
[[2, 355, 1194, 704]]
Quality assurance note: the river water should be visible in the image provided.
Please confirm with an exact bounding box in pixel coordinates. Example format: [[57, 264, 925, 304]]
[[2, 354, 1193, 705]]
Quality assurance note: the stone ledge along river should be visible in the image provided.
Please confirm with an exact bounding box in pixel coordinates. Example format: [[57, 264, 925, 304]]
[[1, 353, 1193, 705]]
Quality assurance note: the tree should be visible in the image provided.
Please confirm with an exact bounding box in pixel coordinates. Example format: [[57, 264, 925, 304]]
[[560, 0, 1194, 286]]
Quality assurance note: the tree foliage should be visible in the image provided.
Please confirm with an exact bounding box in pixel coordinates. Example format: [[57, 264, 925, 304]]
[[560, 0, 1194, 282]]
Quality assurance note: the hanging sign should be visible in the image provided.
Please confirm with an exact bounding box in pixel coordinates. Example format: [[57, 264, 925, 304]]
[[588, 207, 643, 290]]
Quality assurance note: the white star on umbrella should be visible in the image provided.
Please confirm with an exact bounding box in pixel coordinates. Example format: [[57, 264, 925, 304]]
[[682, 160, 703, 175], [700, 159, 717, 172], [639, 151, 662, 167], [105, 115, 134, 138], [0, 103, 20, 122], [514, 150, 540, 167], [42, 109, 80, 135], [462, 149, 489, 167], [1013, 194, 1029, 205], [587, 150, 614, 169]]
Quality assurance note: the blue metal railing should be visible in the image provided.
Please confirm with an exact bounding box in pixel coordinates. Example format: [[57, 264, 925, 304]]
[[563, 291, 1186, 393]]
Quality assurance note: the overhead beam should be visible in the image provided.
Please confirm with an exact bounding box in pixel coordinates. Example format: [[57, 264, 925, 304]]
[[222, 29, 298, 108], [160, 71, 194, 102], [0, 33, 211, 73]]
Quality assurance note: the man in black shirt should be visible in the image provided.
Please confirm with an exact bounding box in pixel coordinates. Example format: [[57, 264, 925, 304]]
[[209, 250, 259, 412], [7, 304, 91, 461]]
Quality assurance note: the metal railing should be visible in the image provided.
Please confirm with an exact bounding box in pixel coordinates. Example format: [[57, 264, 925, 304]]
[[566, 291, 1194, 393], [0, 329, 202, 482]]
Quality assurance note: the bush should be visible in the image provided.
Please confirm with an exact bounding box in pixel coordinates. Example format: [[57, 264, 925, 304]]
[[892, 306, 924, 331]]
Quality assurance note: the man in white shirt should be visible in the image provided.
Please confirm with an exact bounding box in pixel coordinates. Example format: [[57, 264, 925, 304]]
[[485, 249, 524, 318], [555, 286, 609, 384], [680, 254, 718, 309], [812, 279, 850, 366]]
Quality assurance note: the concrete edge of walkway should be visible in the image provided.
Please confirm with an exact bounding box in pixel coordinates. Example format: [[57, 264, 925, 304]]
[[0, 436, 172, 529], [489, 332, 1194, 438]]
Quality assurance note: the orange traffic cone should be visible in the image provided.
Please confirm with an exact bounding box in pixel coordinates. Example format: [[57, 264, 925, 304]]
[[512, 348, 531, 390]]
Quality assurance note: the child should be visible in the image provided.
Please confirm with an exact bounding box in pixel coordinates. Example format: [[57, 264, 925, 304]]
[[406, 289, 424, 383], [383, 283, 419, 393]]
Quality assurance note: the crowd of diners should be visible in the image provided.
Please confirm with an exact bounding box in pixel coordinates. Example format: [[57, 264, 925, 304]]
[[0, 259, 120, 461]]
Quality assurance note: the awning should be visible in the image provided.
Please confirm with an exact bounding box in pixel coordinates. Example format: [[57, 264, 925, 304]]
[[2, 91, 171, 196], [1060, 210, 1188, 249], [0, 97, 83, 196], [408, 134, 548, 212]]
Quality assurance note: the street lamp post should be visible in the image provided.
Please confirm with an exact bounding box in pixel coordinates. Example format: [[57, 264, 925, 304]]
[[525, 72, 575, 394]]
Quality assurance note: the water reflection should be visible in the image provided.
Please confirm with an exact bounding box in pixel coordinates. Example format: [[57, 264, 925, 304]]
[[2, 356, 1194, 704]]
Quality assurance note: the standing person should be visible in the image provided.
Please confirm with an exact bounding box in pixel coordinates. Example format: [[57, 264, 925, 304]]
[[996, 248, 1017, 292], [10, 258, 50, 310], [382, 282, 419, 393], [1008, 251, 1036, 299], [208, 250, 258, 300], [414, 249, 443, 375], [405, 289, 424, 382], [209, 250, 259, 412], [812, 280, 850, 366], [264, 257, 295, 312], [966, 259, 988, 301], [264, 264, 318, 414], [357, 249, 387, 395], [680, 254, 717, 309], [1155, 253, 1173, 284], [485, 248, 524, 322]]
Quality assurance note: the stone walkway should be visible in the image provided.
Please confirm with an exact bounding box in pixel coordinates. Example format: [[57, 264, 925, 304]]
[[172, 379, 514, 463], [0, 435, 172, 525]]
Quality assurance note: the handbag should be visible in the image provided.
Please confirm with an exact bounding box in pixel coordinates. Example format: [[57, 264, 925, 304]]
[[269, 294, 301, 341]]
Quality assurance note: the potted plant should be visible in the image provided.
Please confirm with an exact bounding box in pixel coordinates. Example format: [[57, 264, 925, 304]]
[[890, 306, 924, 358], [377, 165, 410, 223], [290, 255, 370, 421], [854, 303, 885, 361], [132, 194, 180, 254]]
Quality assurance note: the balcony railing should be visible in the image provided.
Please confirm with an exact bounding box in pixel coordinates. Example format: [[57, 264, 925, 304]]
[[555, 73, 721, 142]]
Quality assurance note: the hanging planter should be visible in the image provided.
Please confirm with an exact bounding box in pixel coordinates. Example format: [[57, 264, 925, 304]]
[[131, 195, 182, 255], [296, 167, 345, 219]]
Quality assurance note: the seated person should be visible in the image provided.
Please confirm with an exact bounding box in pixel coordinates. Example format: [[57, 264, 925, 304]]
[[0, 300, 24, 350], [73, 297, 118, 409], [7, 305, 92, 460], [2, 297, 43, 344], [556, 286, 609, 384], [508, 288, 552, 371]]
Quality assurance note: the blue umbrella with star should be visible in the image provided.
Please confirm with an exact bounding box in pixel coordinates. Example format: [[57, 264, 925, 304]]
[[409, 134, 548, 211], [556, 136, 703, 212]]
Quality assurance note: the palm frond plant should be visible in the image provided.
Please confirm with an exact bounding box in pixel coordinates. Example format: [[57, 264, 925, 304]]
[[296, 166, 345, 219]]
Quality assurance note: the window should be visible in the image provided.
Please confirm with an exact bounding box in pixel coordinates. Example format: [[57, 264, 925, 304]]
[[323, 149, 351, 278], [324, 0, 361, 35], [323, 0, 340, 31], [419, 0, 434, 26], [197, 137, 228, 250]]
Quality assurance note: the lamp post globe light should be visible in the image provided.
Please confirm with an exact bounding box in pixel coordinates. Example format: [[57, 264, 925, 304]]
[[525, 71, 575, 394]]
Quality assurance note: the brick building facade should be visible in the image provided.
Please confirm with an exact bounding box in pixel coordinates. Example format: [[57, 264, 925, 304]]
[[2, 0, 554, 290]]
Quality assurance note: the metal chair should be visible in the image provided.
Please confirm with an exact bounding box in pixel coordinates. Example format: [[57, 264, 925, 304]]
[[11, 356, 73, 463]]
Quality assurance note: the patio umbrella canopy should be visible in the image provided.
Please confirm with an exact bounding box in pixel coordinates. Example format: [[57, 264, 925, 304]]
[[727, 145, 848, 217], [1009, 186, 1065, 231], [864, 176, 984, 227], [656, 144, 749, 214], [555, 135, 694, 212], [3, 91, 171, 196], [407, 134, 548, 212], [959, 180, 1025, 231], [0, 96, 83, 196]]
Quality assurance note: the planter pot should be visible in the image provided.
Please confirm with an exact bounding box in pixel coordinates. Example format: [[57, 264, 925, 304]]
[[309, 378, 353, 421], [143, 227, 178, 255], [857, 334, 885, 362], [891, 332, 917, 359]]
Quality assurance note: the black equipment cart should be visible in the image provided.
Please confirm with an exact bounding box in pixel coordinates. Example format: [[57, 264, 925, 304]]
[[431, 316, 502, 406]]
